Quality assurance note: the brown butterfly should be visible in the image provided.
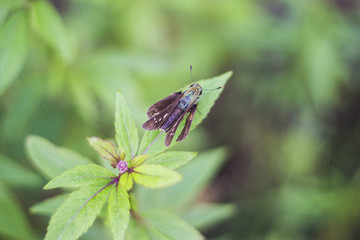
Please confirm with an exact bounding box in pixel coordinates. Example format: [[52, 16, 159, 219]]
[[142, 66, 220, 146]]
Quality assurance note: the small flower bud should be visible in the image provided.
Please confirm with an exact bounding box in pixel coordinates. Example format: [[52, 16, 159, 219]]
[[117, 160, 128, 174]]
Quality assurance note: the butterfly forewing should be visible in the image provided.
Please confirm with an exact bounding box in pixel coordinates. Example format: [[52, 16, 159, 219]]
[[177, 104, 197, 142], [142, 95, 182, 130], [147, 92, 182, 118]]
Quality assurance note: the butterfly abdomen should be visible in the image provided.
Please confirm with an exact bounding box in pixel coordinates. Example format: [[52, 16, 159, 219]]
[[161, 108, 184, 131]]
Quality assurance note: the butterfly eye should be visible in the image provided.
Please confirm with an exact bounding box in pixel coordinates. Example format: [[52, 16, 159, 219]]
[[200, 89, 203, 95], [190, 84, 194, 87]]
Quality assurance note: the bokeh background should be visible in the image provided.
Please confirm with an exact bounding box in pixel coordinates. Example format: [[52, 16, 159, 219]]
[[1, 0, 360, 239]]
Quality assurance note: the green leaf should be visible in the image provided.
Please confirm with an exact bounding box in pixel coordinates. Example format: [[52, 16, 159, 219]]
[[30, 0, 74, 62], [146, 151, 197, 170], [87, 137, 120, 166], [140, 71, 232, 154], [143, 210, 203, 240], [68, 70, 98, 123], [0, 10, 29, 95], [136, 147, 227, 211], [45, 183, 112, 240], [119, 172, 134, 191], [2, 77, 43, 141], [129, 154, 148, 168], [115, 91, 139, 160], [0, 183, 36, 240], [26, 135, 93, 179], [44, 165, 116, 189], [30, 194, 69, 216], [181, 203, 236, 230], [108, 187, 130, 240], [133, 164, 182, 188], [0, 154, 42, 188], [0, 0, 12, 26], [138, 130, 166, 156], [190, 71, 232, 127]]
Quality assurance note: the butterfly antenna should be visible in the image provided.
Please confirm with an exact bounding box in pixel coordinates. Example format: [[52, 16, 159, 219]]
[[190, 65, 196, 84], [203, 86, 222, 91]]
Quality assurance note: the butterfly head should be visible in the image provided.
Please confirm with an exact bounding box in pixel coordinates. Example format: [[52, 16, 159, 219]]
[[189, 83, 202, 95]]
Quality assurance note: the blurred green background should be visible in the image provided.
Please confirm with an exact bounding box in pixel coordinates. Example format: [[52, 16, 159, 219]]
[[1, 0, 360, 239]]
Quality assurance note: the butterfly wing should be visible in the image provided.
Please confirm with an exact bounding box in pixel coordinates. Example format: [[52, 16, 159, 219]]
[[143, 95, 182, 130], [176, 104, 197, 142], [147, 92, 182, 118], [165, 111, 187, 147]]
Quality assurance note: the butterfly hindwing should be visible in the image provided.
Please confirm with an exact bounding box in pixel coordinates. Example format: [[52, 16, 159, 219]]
[[177, 104, 197, 142], [165, 111, 187, 147]]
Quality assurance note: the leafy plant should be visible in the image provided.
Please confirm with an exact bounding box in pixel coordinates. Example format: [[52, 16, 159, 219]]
[[0, 154, 41, 240], [27, 71, 232, 240]]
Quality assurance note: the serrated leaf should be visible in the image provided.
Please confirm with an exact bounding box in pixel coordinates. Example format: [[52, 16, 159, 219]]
[[108, 187, 130, 240], [115, 91, 139, 160], [0, 183, 36, 240], [140, 71, 232, 154], [30, 0, 74, 62], [119, 172, 134, 191], [0, 10, 29, 95], [143, 210, 203, 240], [181, 203, 236, 230], [44, 165, 116, 189], [87, 137, 120, 166], [146, 151, 197, 170], [26, 135, 93, 179], [30, 194, 69, 216], [45, 183, 112, 240], [0, 154, 42, 188], [133, 164, 182, 188], [136, 147, 227, 211]]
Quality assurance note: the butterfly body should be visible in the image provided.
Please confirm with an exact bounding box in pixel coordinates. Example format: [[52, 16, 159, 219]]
[[143, 83, 202, 146]]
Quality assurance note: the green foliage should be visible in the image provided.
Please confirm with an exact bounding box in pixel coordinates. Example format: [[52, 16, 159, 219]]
[[30, 194, 69, 216], [0, 183, 36, 240], [87, 137, 121, 166], [2, 0, 356, 239], [136, 147, 228, 214], [0, 10, 28, 95], [30, 0, 74, 63], [181, 203, 236, 230], [45, 184, 111, 240], [108, 188, 130, 240], [26, 135, 93, 179], [145, 151, 197, 170], [36, 78, 228, 239], [0, 154, 42, 188], [0, 0, 13, 26], [133, 164, 182, 188], [44, 165, 115, 189], [143, 210, 203, 240], [115, 91, 139, 161], [1, 78, 43, 142]]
